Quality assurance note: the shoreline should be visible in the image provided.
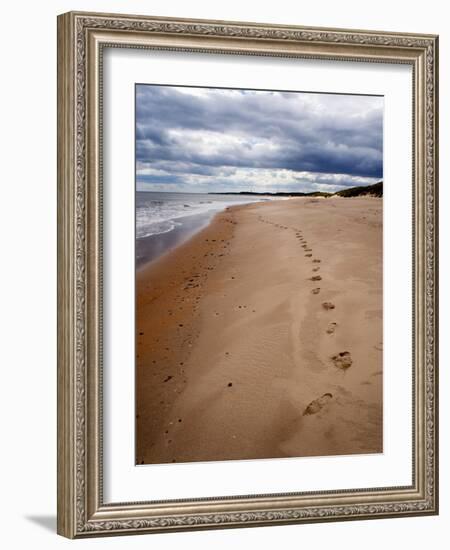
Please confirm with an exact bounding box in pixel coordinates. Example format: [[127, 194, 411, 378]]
[[136, 210, 219, 269], [136, 197, 383, 465], [136, 194, 274, 269]]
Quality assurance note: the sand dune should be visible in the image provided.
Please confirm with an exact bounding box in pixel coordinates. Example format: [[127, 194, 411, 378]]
[[136, 197, 383, 465]]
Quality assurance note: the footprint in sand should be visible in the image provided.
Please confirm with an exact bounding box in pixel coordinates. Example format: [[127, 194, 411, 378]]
[[302, 244, 307, 249], [303, 393, 333, 416], [310, 275, 322, 281], [331, 351, 353, 370], [313, 259, 321, 263], [305, 254, 312, 257], [312, 267, 320, 272], [311, 288, 321, 294], [322, 302, 335, 310], [326, 322, 337, 334]]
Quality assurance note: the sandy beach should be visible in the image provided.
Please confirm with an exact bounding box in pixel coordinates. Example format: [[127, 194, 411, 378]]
[[136, 197, 383, 465]]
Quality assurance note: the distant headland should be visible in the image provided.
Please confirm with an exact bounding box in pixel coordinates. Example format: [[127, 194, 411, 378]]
[[209, 181, 383, 198]]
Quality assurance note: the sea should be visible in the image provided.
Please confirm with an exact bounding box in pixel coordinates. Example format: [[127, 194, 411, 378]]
[[136, 191, 272, 267]]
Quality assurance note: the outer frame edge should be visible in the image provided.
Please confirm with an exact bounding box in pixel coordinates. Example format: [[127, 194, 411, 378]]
[[57, 11, 77, 540], [56, 11, 439, 538]]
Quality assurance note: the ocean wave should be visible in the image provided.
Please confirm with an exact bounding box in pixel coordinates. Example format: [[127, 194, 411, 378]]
[[136, 193, 270, 240], [136, 219, 182, 239], [136, 199, 226, 239]]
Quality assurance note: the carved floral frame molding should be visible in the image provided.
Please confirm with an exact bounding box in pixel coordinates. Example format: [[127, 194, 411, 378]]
[[57, 11, 438, 538]]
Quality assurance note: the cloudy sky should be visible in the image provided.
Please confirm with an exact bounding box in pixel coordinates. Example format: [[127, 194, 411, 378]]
[[136, 84, 383, 194]]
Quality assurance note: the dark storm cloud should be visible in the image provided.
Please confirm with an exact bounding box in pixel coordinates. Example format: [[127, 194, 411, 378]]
[[136, 85, 383, 192]]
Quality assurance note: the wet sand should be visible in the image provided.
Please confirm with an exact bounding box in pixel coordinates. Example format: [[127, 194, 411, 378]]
[[136, 197, 383, 464], [136, 210, 219, 268]]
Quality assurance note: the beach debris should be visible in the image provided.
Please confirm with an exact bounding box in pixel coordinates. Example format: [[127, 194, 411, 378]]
[[326, 322, 337, 334], [228, 382, 233, 387], [331, 351, 353, 370], [303, 393, 333, 415], [310, 275, 322, 281], [311, 288, 321, 295], [322, 302, 335, 310], [163, 375, 173, 383]]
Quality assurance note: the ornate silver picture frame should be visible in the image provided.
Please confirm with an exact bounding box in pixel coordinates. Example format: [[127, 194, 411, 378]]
[[57, 11, 438, 538]]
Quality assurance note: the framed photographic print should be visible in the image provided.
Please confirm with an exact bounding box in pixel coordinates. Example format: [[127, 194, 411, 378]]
[[57, 11, 439, 538]]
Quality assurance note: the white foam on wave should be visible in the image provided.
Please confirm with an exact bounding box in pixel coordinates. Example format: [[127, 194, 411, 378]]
[[136, 216, 180, 240]]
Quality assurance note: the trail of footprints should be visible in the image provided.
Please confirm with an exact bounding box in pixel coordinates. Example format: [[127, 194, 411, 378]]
[[257, 214, 353, 417]]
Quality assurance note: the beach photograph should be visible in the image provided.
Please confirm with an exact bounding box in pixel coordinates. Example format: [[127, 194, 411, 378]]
[[135, 84, 383, 465]]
